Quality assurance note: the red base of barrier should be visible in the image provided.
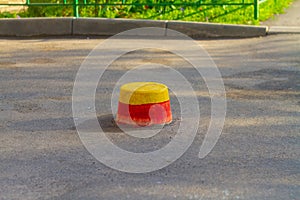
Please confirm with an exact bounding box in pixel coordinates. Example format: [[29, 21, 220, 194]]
[[116, 100, 172, 126]]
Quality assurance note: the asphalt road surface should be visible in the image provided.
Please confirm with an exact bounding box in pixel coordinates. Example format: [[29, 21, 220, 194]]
[[0, 32, 299, 200]]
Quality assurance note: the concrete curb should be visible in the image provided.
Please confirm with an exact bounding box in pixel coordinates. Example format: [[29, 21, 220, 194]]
[[167, 21, 267, 38], [268, 26, 300, 34], [73, 18, 166, 36], [0, 17, 268, 38], [0, 18, 73, 36]]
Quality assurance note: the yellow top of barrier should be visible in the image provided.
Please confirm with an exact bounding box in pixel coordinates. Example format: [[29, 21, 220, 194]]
[[118, 82, 170, 105]]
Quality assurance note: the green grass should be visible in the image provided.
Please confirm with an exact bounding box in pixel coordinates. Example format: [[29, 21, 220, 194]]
[[258, 0, 294, 22], [0, 0, 295, 25]]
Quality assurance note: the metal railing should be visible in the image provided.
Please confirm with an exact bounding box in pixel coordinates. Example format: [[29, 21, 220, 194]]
[[0, 0, 270, 20]]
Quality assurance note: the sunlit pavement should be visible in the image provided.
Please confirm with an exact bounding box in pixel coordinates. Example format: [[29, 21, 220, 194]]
[[0, 33, 299, 200]]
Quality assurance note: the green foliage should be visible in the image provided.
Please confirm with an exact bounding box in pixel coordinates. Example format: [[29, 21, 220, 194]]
[[24, 0, 72, 17], [259, 0, 294, 22], [0, 10, 28, 18], [0, 0, 295, 24], [0, 11, 17, 18]]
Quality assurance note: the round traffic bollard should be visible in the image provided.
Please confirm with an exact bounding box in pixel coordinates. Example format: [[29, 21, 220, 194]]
[[116, 82, 172, 126]]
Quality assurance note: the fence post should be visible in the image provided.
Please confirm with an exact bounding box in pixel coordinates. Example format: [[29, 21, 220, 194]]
[[254, 0, 259, 20], [73, 0, 79, 17]]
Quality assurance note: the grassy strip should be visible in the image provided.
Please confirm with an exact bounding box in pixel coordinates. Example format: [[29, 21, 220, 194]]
[[0, 0, 295, 25]]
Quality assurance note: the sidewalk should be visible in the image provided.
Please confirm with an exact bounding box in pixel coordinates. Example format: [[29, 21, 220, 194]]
[[262, 0, 300, 33], [262, 0, 300, 26]]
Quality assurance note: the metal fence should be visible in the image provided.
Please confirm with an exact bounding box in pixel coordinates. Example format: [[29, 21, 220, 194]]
[[0, 0, 270, 20]]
